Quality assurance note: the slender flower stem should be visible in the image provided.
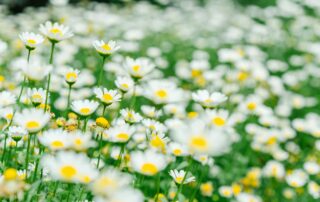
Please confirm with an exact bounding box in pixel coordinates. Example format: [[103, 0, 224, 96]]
[[18, 49, 31, 104], [82, 117, 88, 132], [102, 104, 107, 116], [67, 84, 72, 109], [25, 134, 32, 179], [97, 56, 106, 86], [44, 42, 56, 112], [96, 133, 103, 169], [116, 144, 125, 167], [1, 134, 8, 162], [130, 84, 137, 109], [155, 174, 161, 201]]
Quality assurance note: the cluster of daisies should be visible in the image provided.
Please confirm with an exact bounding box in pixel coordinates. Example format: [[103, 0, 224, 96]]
[[0, 0, 320, 201]]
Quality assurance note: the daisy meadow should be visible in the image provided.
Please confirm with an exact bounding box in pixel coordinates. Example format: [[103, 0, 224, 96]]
[[0, 0, 319, 201]]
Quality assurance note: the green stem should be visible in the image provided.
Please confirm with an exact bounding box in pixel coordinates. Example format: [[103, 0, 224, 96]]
[[25, 135, 32, 179], [67, 84, 72, 109], [116, 144, 125, 167], [102, 104, 107, 116], [82, 117, 88, 132], [96, 133, 103, 169], [97, 56, 106, 86], [155, 174, 161, 201], [44, 42, 55, 112], [130, 84, 136, 109], [1, 134, 7, 162], [189, 166, 205, 201]]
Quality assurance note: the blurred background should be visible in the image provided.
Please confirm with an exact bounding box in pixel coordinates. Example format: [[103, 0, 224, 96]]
[[0, 0, 276, 13]]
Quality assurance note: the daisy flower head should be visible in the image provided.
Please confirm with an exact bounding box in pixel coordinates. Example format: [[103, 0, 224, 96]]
[[0, 91, 16, 108], [115, 76, 134, 93], [90, 168, 132, 197], [144, 79, 185, 104], [172, 120, 231, 156], [168, 142, 189, 157], [19, 32, 44, 50], [65, 68, 80, 85], [285, 169, 309, 188], [69, 130, 96, 151], [169, 169, 195, 184], [93, 87, 121, 106], [205, 109, 229, 128], [71, 100, 99, 117], [124, 57, 155, 80], [14, 108, 51, 133], [38, 129, 71, 151], [8, 126, 28, 142], [103, 123, 135, 143], [21, 60, 52, 81], [120, 108, 143, 124], [130, 150, 168, 176], [192, 90, 227, 108], [41, 151, 98, 184], [93, 40, 120, 57], [141, 105, 162, 119], [27, 88, 47, 106], [39, 21, 73, 43], [0, 107, 14, 122]]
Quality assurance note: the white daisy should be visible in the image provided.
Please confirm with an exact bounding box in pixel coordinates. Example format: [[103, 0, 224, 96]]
[[130, 150, 168, 176], [169, 169, 195, 184], [8, 126, 28, 142], [104, 123, 135, 143], [27, 88, 47, 106], [0, 91, 16, 107], [93, 40, 120, 56], [19, 32, 44, 50], [14, 108, 51, 133], [64, 68, 80, 85], [192, 90, 227, 108], [124, 57, 155, 79], [120, 108, 143, 123], [115, 76, 134, 93], [93, 87, 121, 105], [71, 100, 99, 116], [39, 21, 73, 42]]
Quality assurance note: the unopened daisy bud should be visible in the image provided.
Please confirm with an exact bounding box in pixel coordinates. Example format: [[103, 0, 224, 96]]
[[4, 168, 18, 181], [65, 68, 80, 85], [96, 117, 110, 128], [68, 112, 78, 120], [93, 40, 120, 57], [19, 32, 44, 50], [56, 117, 66, 127]]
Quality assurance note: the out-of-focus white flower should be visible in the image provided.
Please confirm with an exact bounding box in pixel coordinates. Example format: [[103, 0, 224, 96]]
[[169, 169, 195, 184], [19, 32, 44, 50], [192, 90, 227, 108], [14, 108, 50, 133], [71, 100, 99, 117], [39, 21, 73, 42], [93, 40, 120, 56]]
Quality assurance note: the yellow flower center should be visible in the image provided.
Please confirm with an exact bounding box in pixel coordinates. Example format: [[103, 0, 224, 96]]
[[150, 135, 165, 149], [116, 133, 129, 141], [191, 69, 202, 77], [155, 89, 168, 98], [27, 39, 37, 44], [98, 177, 116, 187], [102, 44, 111, 51], [102, 93, 113, 102], [175, 176, 184, 183], [121, 83, 129, 89], [173, 149, 182, 156], [247, 102, 256, 110], [32, 93, 42, 101], [5, 113, 13, 120], [80, 107, 90, 115], [51, 140, 64, 148], [82, 175, 91, 183], [66, 72, 77, 81], [60, 165, 77, 179], [237, 71, 248, 81], [50, 28, 62, 35], [26, 121, 40, 129], [190, 136, 208, 151], [141, 163, 158, 175], [212, 117, 225, 126], [3, 168, 18, 181], [132, 65, 141, 72], [74, 139, 83, 146]]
